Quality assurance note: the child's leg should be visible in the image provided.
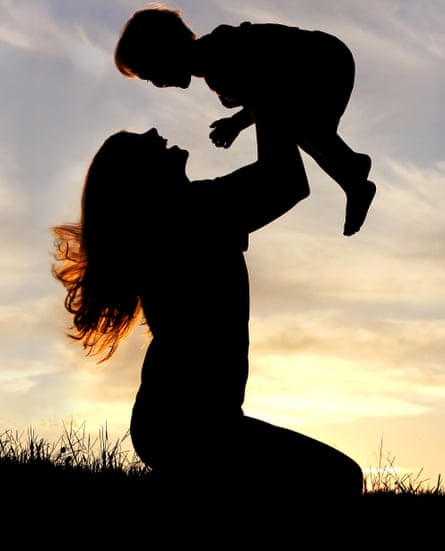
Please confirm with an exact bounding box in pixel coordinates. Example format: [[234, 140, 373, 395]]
[[299, 131, 375, 236], [299, 132, 370, 192]]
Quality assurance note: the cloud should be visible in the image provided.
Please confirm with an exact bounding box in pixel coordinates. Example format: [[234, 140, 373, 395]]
[[244, 293, 445, 424], [250, 313, 445, 368], [245, 340, 443, 427], [67, 28, 111, 78], [378, 159, 445, 240], [0, 0, 114, 75], [0, 0, 84, 57], [0, 150, 26, 218]]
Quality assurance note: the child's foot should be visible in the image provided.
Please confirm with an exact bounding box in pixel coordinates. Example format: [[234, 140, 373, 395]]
[[343, 180, 376, 236]]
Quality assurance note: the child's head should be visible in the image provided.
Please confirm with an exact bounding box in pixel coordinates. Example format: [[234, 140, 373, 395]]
[[115, 5, 196, 88]]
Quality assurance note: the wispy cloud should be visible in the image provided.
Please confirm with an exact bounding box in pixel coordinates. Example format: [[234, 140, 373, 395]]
[[0, 0, 76, 54]]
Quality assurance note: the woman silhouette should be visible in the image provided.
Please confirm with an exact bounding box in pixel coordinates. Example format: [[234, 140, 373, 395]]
[[52, 110, 362, 512]]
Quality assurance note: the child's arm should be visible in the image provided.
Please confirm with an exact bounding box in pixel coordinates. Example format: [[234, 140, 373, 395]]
[[209, 108, 254, 148]]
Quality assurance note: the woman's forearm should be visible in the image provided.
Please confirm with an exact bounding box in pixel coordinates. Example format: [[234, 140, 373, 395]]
[[251, 107, 309, 224]]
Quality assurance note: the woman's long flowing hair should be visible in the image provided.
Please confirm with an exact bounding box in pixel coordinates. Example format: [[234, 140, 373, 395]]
[[52, 132, 147, 362]]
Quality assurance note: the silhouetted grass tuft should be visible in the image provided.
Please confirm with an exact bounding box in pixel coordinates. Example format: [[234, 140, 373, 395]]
[[363, 436, 443, 496], [0, 421, 149, 475]]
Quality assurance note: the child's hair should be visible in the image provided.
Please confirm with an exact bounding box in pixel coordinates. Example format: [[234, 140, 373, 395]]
[[52, 132, 148, 362], [115, 4, 196, 78]]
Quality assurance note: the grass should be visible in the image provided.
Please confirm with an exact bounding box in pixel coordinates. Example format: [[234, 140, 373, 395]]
[[0, 424, 443, 544], [0, 421, 148, 475], [0, 422, 156, 541], [363, 436, 444, 496], [1, 423, 443, 494], [2, 424, 442, 493]]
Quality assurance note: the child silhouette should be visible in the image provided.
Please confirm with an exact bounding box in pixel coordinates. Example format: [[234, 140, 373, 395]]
[[115, 5, 376, 236]]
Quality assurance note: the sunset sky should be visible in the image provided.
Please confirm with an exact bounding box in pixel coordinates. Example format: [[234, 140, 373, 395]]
[[1, 0, 445, 485]]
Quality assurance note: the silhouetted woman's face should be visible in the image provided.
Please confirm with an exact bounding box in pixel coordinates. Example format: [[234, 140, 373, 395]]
[[82, 128, 190, 234], [135, 128, 189, 180]]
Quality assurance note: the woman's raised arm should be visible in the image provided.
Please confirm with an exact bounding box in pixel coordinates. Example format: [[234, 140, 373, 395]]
[[243, 105, 310, 232]]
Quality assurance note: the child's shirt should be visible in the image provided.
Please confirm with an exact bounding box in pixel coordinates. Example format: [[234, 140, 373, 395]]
[[199, 22, 313, 107], [197, 22, 354, 122]]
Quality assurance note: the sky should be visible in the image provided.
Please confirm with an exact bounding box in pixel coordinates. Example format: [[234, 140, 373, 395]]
[[0, 0, 444, 486]]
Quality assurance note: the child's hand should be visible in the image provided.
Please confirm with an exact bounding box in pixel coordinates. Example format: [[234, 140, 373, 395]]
[[209, 117, 241, 148]]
